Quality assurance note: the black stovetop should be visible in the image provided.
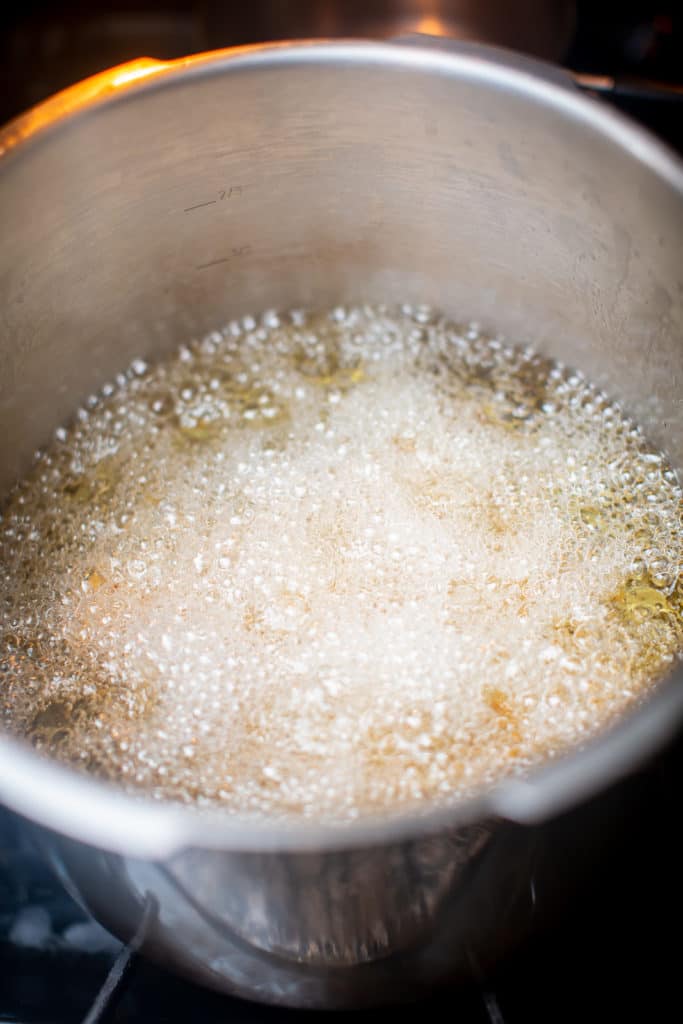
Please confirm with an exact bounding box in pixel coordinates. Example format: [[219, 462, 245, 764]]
[[1, 4, 682, 1022]]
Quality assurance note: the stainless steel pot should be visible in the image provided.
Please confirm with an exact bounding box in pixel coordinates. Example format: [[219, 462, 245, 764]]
[[1, 39, 682, 1009]]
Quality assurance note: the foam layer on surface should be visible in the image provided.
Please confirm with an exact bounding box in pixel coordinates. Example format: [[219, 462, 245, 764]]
[[1, 305, 682, 820]]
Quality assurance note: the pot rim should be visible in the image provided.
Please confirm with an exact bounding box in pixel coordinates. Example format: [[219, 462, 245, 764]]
[[1, 39, 682, 858]]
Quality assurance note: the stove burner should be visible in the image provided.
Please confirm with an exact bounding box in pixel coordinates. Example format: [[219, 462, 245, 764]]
[[77, 940, 509, 1024], [80, 899, 157, 1024]]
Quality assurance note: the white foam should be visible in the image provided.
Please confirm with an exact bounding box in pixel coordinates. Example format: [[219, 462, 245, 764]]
[[1, 305, 681, 821]]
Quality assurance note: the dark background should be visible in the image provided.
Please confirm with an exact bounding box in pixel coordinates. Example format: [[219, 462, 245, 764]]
[[1, 2, 682, 123], [1, 3, 682, 1022]]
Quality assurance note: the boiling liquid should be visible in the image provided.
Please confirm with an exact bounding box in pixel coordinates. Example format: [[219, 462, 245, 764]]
[[1, 306, 682, 820]]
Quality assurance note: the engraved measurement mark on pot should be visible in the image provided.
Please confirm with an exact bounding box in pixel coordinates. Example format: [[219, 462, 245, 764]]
[[184, 186, 244, 213], [184, 199, 217, 212], [196, 244, 252, 270]]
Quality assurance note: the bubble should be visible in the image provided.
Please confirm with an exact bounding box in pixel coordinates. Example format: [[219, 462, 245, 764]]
[[130, 359, 148, 377], [1, 304, 681, 823]]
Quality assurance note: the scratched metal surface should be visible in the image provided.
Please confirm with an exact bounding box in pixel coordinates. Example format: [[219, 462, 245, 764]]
[[1, 43, 682, 498]]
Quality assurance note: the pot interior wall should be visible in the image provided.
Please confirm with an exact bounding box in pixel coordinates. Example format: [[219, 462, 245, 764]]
[[1, 46, 682, 493]]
